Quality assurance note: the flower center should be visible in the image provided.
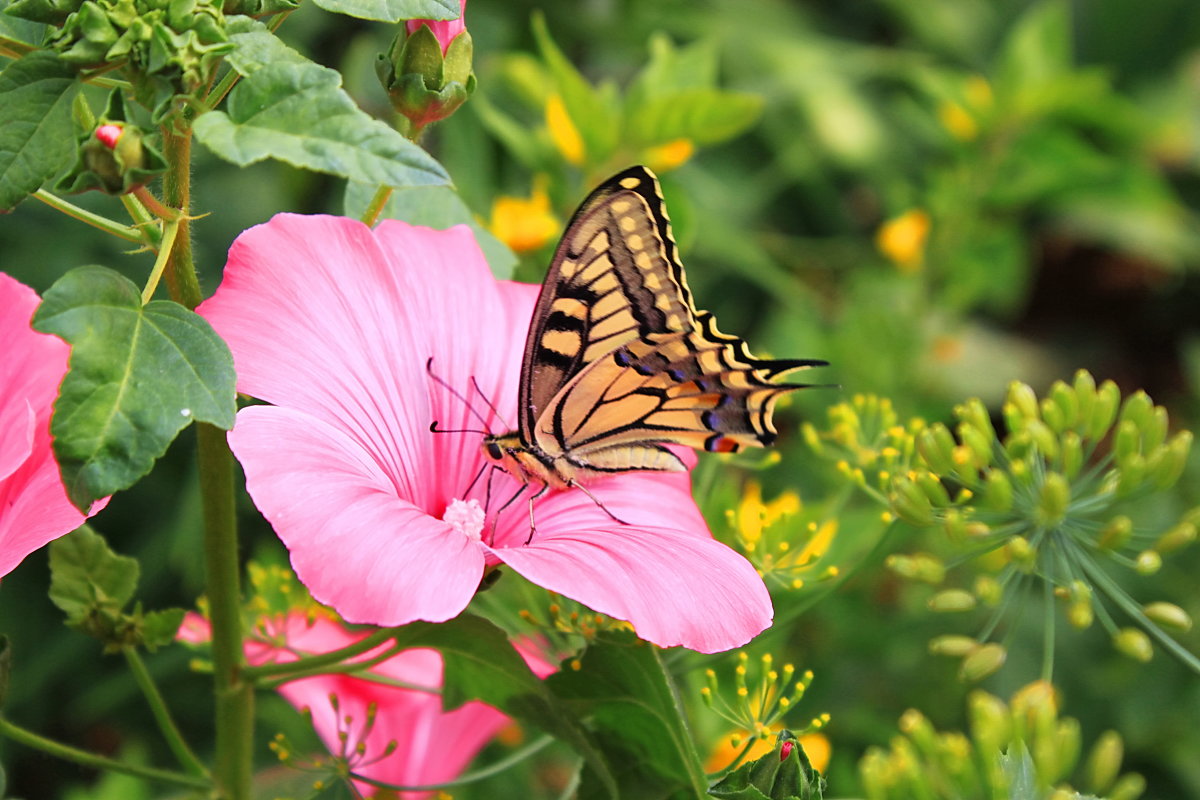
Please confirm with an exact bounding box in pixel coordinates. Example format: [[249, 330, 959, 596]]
[[443, 498, 485, 542]]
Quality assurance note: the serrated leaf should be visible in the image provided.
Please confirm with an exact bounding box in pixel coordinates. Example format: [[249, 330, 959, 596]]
[[627, 89, 762, 148], [308, 0, 455, 22], [547, 632, 708, 800], [392, 614, 617, 799], [224, 16, 312, 74], [48, 526, 139, 626], [194, 59, 448, 188], [343, 180, 515, 278], [32, 266, 236, 510], [140, 608, 185, 651], [0, 51, 80, 212]]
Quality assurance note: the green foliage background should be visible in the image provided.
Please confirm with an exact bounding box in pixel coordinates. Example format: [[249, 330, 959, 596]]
[[2, 0, 1200, 797]]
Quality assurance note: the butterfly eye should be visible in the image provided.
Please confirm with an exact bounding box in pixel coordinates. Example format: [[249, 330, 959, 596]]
[[485, 441, 504, 461]]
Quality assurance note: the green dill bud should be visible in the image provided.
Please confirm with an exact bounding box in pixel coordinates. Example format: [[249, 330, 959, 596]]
[[974, 574, 1003, 606], [1142, 602, 1192, 631], [929, 635, 978, 656], [800, 422, 823, 455], [941, 508, 966, 541], [1050, 380, 1079, 430], [886, 553, 946, 583], [1040, 396, 1065, 433], [891, 476, 934, 526], [1026, 420, 1059, 461], [1087, 380, 1121, 440], [1116, 454, 1146, 497], [956, 423, 993, 470], [957, 397, 996, 442], [1151, 431, 1191, 490], [968, 690, 1012, 751], [928, 589, 977, 612], [979, 470, 1014, 512], [1042, 718, 1081, 786], [1154, 520, 1196, 554], [1055, 431, 1082, 480], [1118, 390, 1153, 436], [1004, 430, 1034, 461], [1108, 772, 1147, 800], [1008, 381, 1040, 421], [915, 471, 952, 508], [1036, 472, 1070, 527], [1097, 515, 1133, 551], [1066, 580, 1093, 630], [960, 642, 1006, 681], [1113, 419, 1140, 465], [1007, 536, 1036, 570], [1113, 628, 1152, 662], [917, 424, 956, 475], [1135, 550, 1162, 575], [1073, 370, 1097, 429], [1083, 730, 1123, 796]]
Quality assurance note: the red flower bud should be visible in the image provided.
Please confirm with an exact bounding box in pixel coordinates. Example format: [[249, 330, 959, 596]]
[[95, 124, 123, 149], [405, 0, 466, 55], [780, 740, 794, 761]]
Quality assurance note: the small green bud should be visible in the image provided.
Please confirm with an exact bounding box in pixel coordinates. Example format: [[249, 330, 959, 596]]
[[377, 10, 475, 134], [1154, 520, 1196, 554], [1118, 390, 1154, 434], [1007, 536, 1036, 570], [1050, 380, 1079, 430], [1008, 381, 1040, 421], [1083, 730, 1123, 796], [928, 589, 977, 612], [929, 635, 978, 657], [1113, 628, 1153, 662], [886, 553, 946, 583], [942, 508, 967, 540], [1003, 430, 1034, 461], [1151, 431, 1192, 490], [1113, 419, 1140, 465], [1142, 602, 1192, 631], [1109, 772, 1147, 800], [917, 424, 957, 475], [890, 476, 934, 526], [957, 397, 996, 442], [1116, 454, 1146, 496], [979, 470, 1014, 512], [1040, 397, 1065, 433], [1060, 431, 1083, 479], [959, 642, 1006, 681], [1087, 379, 1121, 440], [1073, 370, 1097, 430], [915, 471, 951, 508], [968, 690, 1012, 751], [1035, 472, 1070, 527], [1135, 550, 1162, 575], [1097, 515, 1133, 551], [974, 574, 1003, 606], [1066, 580, 1093, 630], [957, 424, 993, 470], [800, 423, 823, 455], [1026, 419, 1059, 461], [1046, 718, 1081, 786]]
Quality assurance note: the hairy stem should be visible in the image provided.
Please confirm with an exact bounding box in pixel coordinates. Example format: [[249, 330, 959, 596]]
[[123, 647, 209, 778]]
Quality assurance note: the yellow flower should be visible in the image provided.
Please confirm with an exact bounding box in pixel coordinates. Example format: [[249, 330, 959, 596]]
[[546, 93, 585, 165], [643, 138, 695, 173], [876, 209, 931, 273], [939, 101, 978, 141], [734, 481, 800, 546], [488, 179, 560, 253], [705, 729, 831, 774]]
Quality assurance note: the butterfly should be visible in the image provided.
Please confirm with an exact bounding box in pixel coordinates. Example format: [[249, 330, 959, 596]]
[[478, 166, 827, 506]]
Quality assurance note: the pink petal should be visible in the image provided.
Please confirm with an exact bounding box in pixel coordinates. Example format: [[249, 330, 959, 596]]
[[230, 405, 485, 625], [493, 472, 772, 653]]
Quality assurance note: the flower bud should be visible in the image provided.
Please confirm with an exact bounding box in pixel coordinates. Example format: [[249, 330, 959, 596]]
[[1087, 380, 1121, 440], [1066, 580, 1093, 630], [1082, 730, 1123, 796], [959, 643, 1006, 681], [1117, 390, 1153, 435], [1112, 628, 1152, 662], [1035, 472, 1070, 527], [974, 574, 1003, 606], [1073, 370, 1097, 428], [1040, 396, 1065, 433], [886, 553, 945, 583], [1109, 772, 1147, 800], [1142, 602, 1192, 631], [968, 690, 1012, 751], [890, 476, 934, 526], [1116, 454, 1145, 497], [928, 589, 976, 612], [56, 91, 166, 195], [800, 423, 823, 455], [1006, 536, 1036, 571], [1097, 515, 1133, 551], [1135, 550, 1162, 575], [1050, 380, 1079, 430], [1153, 520, 1196, 554], [957, 423, 993, 470], [1151, 431, 1191, 490], [979, 470, 1013, 512], [956, 397, 996, 442], [1007, 381, 1040, 422], [377, 1, 475, 134], [917, 424, 956, 475], [915, 472, 951, 508], [1113, 419, 1140, 465], [929, 635, 978, 657], [709, 730, 825, 799]]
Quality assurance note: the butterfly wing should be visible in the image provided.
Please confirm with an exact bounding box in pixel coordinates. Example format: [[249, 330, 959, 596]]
[[517, 166, 699, 441]]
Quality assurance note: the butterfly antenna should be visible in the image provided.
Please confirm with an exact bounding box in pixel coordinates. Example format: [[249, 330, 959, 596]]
[[469, 374, 512, 431], [425, 357, 496, 433]]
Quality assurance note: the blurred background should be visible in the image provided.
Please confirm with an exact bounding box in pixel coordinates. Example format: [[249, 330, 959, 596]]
[[3, 0, 1200, 797]]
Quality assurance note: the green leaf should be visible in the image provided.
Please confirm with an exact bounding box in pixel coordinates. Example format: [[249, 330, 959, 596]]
[[223, 16, 312, 74], [140, 607, 185, 651], [194, 59, 448, 188], [995, 0, 1071, 94], [0, 0, 48, 45], [343, 180, 515, 278], [308, 0, 456, 23], [392, 614, 618, 799], [48, 526, 139, 627], [626, 35, 719, 111], [32, 266, 237, 510], [627, 89, 763, 148], [0, 51, 80, 212], [531, 11, 619, 165], [547, 632, 708, 800]]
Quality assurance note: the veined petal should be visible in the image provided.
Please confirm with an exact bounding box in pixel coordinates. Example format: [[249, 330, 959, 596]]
[[230, 405, 485, 625]]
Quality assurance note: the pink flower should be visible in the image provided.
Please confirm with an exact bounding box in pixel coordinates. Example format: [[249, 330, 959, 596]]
[[0, 272, 106, 578], [405, 0, 467, 56], [197, 214, 772, 653], [180, 612, 550, 798]]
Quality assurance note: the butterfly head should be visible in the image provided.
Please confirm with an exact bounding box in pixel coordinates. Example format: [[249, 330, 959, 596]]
[[482, 431, 571, 489]]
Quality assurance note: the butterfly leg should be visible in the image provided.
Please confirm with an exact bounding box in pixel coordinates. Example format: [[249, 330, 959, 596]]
[[524, 482, 550, 545], [568, 480, 632, 527]]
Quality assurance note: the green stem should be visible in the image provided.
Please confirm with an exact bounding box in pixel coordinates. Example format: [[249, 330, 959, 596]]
[[160, 118, 252, 800], [33, 189, 147, 244], [0, 716, 211, 791], [142, 218, 179, 304], [360, 185, 394, 227], [350, 735, 554, 792], [123, 647, 210, 778], [243, 626, 404, 680]]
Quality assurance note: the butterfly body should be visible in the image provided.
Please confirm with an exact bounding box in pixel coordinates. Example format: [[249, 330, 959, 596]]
[[483, 166, 826, 493]]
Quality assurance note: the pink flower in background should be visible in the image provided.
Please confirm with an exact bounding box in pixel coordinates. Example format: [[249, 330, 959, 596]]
[[406, 0, 467, 55], [197, 214, 772, 653], [0, 273, 105, 578], [180, 613, 551, 798]]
